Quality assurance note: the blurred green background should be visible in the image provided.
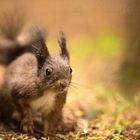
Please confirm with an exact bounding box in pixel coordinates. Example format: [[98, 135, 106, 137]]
[[0, 0, 140, 112]]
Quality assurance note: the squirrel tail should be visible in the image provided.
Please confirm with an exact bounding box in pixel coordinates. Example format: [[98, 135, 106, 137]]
[[0, 9, 26, 65], [0, 9, 26, 40]]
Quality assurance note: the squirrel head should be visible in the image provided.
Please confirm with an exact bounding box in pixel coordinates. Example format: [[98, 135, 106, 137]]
[[31, 29, 72, 93]]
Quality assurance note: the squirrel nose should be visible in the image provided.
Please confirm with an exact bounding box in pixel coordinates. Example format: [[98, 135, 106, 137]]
[[58, 80, 68, 88]]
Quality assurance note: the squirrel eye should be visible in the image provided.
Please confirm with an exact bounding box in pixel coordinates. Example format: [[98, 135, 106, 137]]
[[45, 68, 52, 76], [70, 68, 72, 74]]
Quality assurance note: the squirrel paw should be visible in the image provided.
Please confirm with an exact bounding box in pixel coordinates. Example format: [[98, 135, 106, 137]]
[[21, 120, 34, 134], [56, 122, 75, 132]]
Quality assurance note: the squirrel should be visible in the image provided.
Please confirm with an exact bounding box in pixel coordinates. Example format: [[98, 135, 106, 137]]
[[0, 28, 72, 136]]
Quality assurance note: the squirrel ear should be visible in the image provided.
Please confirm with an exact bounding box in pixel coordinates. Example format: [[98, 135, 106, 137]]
[[31, 28, 49, 70], [58, 31, 69, 61]]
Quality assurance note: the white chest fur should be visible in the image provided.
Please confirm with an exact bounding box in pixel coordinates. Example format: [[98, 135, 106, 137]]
[[30, 91, 57, 116]]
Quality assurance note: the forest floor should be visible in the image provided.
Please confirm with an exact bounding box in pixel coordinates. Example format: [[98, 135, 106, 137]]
[[0, 94, 139, 140]]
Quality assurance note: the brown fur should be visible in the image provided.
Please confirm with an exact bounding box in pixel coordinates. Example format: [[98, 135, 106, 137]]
[[0, 30, 72, 136]]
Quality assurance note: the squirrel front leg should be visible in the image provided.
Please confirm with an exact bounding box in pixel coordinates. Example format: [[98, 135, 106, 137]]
[[11, 82, 41, 133], [14, 98, 34, 134], [43, 93, 67, 137], [43, 109, 63, 137]]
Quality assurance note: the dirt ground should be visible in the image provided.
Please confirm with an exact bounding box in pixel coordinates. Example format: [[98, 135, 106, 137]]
[[0, 103, 139, 140]]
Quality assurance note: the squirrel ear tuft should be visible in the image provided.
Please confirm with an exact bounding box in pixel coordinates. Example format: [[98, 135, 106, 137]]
[[58, 31, 69, 62], [31, 27, 49, 70]]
